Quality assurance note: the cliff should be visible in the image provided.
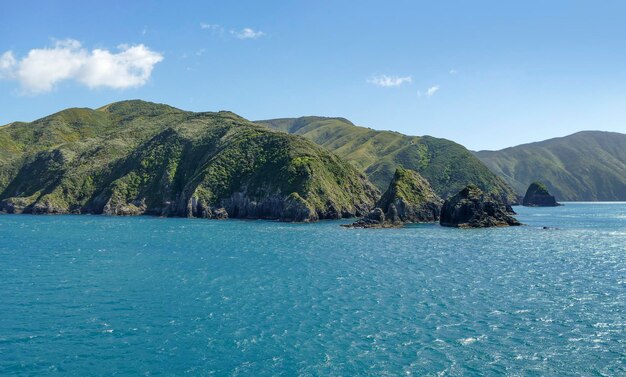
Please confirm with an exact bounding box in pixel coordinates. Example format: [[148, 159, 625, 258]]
[[344, 167, 442, 228]]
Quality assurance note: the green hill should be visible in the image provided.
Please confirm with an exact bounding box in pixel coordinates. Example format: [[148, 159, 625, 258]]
[[474, 131, 626, 201], [0, 101, 379, 221], [377, 167, 442, 223], [256, 116, 518, 203]]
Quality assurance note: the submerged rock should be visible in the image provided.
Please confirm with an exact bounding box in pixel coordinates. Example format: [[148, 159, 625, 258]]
[[522, 182, 561, 207], [440, 184, 522, 228], [344, 168, 442, 228]]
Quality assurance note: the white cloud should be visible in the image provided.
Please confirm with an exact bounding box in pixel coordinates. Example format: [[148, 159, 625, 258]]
[[426, 85, 440, 97], [0, 39, 163, 93], [0, 51, 16, 78], [367, 74, 412, 87], [200, 23, 221, 31], [232, 28, 265, 39], [449, 69, 458, 74], [201, 23, 264, 40]]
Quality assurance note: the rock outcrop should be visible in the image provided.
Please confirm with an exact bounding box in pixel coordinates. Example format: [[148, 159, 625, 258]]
[[522, 181, 561, 207], [440, 184, 522, 228], [377, 168, 443, 223], [344, 168, 442, 228]]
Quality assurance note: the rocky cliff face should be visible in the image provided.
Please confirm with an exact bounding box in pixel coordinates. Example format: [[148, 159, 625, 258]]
[[522, 182, 560, 207], [344, 168, 442, 228], [440, 185, 522, 228], [0, 100, 379, 222], [376, 167, 443, 223]]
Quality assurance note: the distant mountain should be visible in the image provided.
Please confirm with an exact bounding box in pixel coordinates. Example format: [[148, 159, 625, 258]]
[[0, 101, 378, 221], [256, 116, 518, 203], [474, 131, 626, 201]]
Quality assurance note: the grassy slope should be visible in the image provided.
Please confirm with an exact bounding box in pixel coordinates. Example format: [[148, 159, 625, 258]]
[[378, 167, 440, 209], [0, 101, 378, 220], [256, 116, 518, 202], [474, 131, 626, 201]]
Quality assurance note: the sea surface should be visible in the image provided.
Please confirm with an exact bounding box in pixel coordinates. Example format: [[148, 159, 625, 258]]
[[1, 203, 625, 376]]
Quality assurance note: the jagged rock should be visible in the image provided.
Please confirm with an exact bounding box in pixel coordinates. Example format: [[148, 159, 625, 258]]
[[0, 197, 69, 214], [369, 207, 385, 223], [281, 193, 318, 222], [386, 203, 399, 223], [378, 168, 443, 223], [0, 199, 23, 214], [30, 202, 69, 215], [103, 198, 147, 216], [522, 182, 561, 207], [440, 184, 522, 228], [344, 168, 442, 228], [211, 207, 228, 219], [341, 207, 402, 228]]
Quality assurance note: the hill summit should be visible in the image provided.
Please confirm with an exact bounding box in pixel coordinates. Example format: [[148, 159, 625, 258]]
[[256, 116, 518, 203], [0, 100, 379, 221]]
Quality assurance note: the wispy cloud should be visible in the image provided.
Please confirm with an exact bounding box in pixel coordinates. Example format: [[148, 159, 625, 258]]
[[0, 51, 16, 78], [449, 69, 458, 74], [201, 23, 265, 40], [0, 39, 163, 94], [200, 23, 222, 31], [417, 85, 441, 98], [426, 85, 440, 96], [367, 74, 412, 87], [231, 28, 265, 39]]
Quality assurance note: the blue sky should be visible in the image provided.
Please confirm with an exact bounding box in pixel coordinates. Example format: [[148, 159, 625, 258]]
[[1, 0, 625, 150]]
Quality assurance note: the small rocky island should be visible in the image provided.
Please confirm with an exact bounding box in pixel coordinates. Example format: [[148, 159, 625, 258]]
[[344, 167, 443, 228], [440, 184, 521, 228], [522, 181, 561, 207]]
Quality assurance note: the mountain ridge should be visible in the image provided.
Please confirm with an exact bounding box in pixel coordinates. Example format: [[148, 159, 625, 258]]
[[473, 130, 626, 201], [256, 116, 519, 203], [0, 100, 379, 221]]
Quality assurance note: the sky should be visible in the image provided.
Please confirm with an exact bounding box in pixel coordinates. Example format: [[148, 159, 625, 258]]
[[1, 0, 626, 150]]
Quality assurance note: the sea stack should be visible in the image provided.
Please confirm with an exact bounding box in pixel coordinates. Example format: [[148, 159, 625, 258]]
[[344, 167, 443, 228], [440, 184, 522, 228], [522, 182, 560, 207]]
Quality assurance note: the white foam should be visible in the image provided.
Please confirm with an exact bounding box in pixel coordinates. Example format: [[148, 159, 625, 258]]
[[458, 335, 486, 345]]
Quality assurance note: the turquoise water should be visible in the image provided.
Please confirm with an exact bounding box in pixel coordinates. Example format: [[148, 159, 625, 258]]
[[1, 203, 625, 376]]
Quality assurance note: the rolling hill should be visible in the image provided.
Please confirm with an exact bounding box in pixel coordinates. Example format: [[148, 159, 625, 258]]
[[256, 116, 518, 203], [474, 131, 626, 201], [0, 101, 379, 221]]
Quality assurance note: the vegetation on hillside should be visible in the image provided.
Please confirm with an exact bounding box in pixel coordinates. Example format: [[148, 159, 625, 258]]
[[256, 116, 518, 203], [474, 131, 626, 201], [0, 101, 379, 221]]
